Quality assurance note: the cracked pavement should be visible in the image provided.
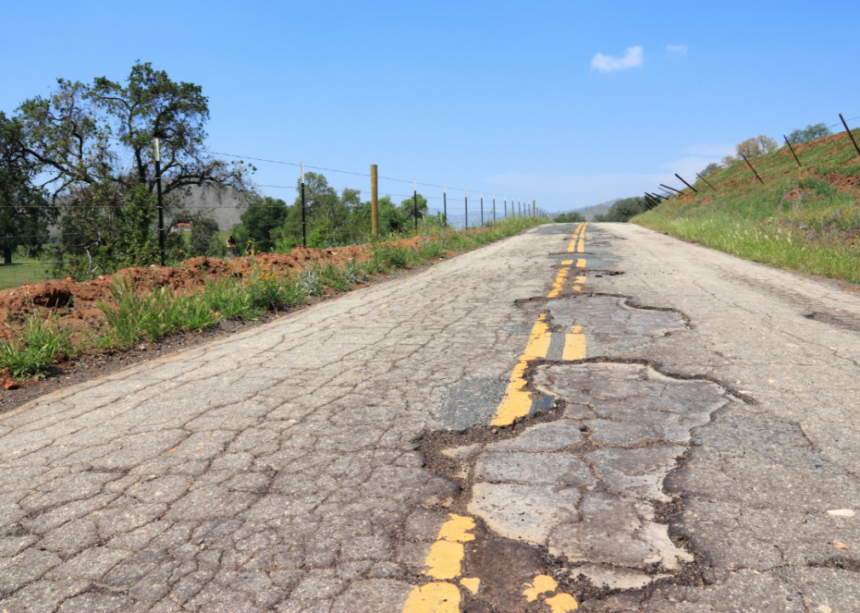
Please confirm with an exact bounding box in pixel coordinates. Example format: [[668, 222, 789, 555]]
[[0, 223, 859, 612]]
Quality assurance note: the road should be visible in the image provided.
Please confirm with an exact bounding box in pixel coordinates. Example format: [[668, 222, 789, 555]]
[[0, 223, 858, 612]]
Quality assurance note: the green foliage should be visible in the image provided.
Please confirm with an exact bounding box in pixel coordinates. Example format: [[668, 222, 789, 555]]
[[787, 123, 832, 144], [0, 112, 58, 265], [554, 212, 586, 223], [14, 61, 253, 278], [594, 197, 647, 222], [190, 217, 219, 256], [700, 162, 721, 178], [238, 197, 287, 252], [0, 309, 74, 379]]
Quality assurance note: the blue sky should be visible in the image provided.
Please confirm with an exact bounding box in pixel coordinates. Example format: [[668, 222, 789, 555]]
[[2, 0, 859, 213]]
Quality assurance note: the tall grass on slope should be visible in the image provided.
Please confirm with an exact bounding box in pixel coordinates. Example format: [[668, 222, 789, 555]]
[[635, 129, 860, 284]]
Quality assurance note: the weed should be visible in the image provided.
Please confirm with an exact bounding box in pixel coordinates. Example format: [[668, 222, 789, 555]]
[[298, 267, 322, 296], [0, 309, 74, 379]]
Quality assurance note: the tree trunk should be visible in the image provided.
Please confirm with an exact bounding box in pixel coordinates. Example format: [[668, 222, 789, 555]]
[[3, 247, 11, 265]]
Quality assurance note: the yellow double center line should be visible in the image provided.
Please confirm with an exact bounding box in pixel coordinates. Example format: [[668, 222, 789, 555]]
[[401, 224, 589, 613], [491, 223, 588, 427]]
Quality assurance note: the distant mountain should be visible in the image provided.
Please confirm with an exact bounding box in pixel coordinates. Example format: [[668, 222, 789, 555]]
[[552, 199, 620, 221]]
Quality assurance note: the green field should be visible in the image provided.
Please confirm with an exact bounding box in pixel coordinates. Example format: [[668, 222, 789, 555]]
[[634, 129, 860, 284], [0, 257, 55, 291]]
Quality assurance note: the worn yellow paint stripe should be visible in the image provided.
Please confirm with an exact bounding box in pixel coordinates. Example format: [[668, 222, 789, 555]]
[[576, 258, 585, 268], [523, 575, 558, 602], [572, 274, 586, 292], [491, 314, 552, 426], [576, 222, 588, 253], [437, 515, 476, 544], [402, 514, 477, 613], [403, 582, 461, 613], [460, 578, 480, 594], [546, 593, 579, 612], [562, 325, 586, 361], [566, 223, 585, 252]]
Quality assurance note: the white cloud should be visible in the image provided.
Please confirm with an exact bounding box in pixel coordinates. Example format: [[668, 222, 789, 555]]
[[590, 46, 644, 72], [666, 44, 688, 55], [684, 143, 734, 156]]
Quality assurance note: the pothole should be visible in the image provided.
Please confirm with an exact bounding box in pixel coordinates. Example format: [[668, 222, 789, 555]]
[[421, 362, 738, 608]]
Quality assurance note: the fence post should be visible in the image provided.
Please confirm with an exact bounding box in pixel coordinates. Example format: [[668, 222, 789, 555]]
[[783, 136, 802, 167], [839, 114, 860, 158], [153, 138, 165, 266], [465, 189, 468, 229], [371, 164, 379, 236], [493, 194, 496, 223], [695, 173, 717, 191], [659, 183, 685, 195], [413, 180, 418, 232], [504, 195, 507, 218], [480, 191, 484, 226], [674, 173, 698, 194], [739, 154, 764, 184], [532, 200, 536, 218], [301, 163, 307, 245], [443, 185, 447, 226]]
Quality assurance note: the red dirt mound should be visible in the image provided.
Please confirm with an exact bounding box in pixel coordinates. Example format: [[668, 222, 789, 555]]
[[0, 245, 369, 342]]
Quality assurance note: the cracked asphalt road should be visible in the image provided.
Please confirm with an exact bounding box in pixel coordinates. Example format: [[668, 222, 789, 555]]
[[0, 223, 859, 612]]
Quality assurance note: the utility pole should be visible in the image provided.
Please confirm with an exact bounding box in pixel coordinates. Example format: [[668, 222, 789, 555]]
[[153, 138, 165, 266], [371, 164, 379, 236], [301, 163, 307, 246]]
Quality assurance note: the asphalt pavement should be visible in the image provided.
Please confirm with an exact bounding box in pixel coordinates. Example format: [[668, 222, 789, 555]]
[[0, 222, 858, 613]]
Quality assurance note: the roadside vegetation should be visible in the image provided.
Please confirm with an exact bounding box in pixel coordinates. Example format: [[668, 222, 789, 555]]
[[634, 123, 860, 284], [0, 216, 541, 382]]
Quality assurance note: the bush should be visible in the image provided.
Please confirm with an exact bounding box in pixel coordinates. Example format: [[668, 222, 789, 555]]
[[554, 212, 586, 223]]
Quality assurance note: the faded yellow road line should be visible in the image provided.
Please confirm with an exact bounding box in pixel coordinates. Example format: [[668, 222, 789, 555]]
[[402, 515, 480, 613], [522, 574, 578, 611], [566, 222, 585, 252], [548, 259, 574, 298], [562, 325, 586, 361], [490, 314, 552, 426], [490, 224, 590, 427]]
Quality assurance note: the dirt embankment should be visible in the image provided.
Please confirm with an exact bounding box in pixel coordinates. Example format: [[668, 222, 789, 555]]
[[0, 245, 368, 343]]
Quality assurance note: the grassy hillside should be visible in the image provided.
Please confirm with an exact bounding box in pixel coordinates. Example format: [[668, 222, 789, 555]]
[[634, 130, 860, 284]]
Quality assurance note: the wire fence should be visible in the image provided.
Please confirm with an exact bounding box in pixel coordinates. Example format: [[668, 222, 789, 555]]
[[643, 112, 860, 209], [1, 145, 551, 285]]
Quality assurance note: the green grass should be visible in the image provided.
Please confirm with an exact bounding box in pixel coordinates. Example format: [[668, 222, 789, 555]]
[[0, 309, 75, 378], [0, 257, 54, 290], [634, 129, 860, 284]]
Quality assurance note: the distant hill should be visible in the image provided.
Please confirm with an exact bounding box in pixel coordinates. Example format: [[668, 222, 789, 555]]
[[552, 199, 619, 221]]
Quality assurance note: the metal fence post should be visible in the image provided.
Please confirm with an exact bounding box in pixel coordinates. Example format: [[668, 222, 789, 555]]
[[301, 163, 307, 245], [480, 191, 484, 226], [443, 185, 447, 226], [371, 164, 379, 235], [465, 189, 468, 229], [493, 194, 496, 223], [413, 180, 418, 232], [153, 138, 165, 266]]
